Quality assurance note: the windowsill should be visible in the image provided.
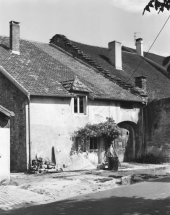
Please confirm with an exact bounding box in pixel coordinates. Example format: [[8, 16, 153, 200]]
[[73, 113, 88, 117], [121, 108, 134, 111]]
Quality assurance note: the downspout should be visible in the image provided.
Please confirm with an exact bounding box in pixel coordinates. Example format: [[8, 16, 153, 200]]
[[27, 94, 31, 168], [141, 106, 144, 156], [141, 101, 147, 156]]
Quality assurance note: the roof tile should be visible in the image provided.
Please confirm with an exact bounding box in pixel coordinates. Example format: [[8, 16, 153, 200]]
[[1, 35, 165, 101]]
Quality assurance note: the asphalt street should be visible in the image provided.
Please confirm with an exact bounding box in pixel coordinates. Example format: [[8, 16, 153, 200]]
[[1, 176, 170, 215]]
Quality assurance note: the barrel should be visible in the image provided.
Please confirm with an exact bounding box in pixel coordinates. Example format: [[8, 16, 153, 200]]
[[108, 157, 118, 171]]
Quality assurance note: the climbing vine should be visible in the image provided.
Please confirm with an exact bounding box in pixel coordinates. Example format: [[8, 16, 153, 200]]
[[73, 117, 121, 148]]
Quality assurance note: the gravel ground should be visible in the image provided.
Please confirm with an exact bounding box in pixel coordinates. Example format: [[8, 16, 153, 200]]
[[0, 162, 170, 211]]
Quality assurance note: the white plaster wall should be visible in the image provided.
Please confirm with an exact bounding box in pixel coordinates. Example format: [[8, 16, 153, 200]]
[[0, 128, 10, 183], [30, 97, 140, 165], [88, 100, 140, 124]]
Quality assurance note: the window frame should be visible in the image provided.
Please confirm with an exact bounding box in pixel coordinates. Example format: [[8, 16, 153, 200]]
[[73, 95, 88, 115], [90, 137, 98, 151]]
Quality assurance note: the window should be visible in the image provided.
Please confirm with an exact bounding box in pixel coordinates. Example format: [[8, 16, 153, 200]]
[[90, 137, 98, 150], [75, 137, 86, 152], [74, 97, 78, 113], [74, 96, 87, 114]]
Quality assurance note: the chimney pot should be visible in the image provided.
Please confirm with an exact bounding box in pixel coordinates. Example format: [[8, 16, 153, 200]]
[[135, 76, 147, 94], [10, 21, 20, 54], [108, 41, 122, 70], [135, 38, 143, 56]]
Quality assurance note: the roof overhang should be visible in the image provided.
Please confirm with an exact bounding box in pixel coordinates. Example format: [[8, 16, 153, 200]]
[[0, 65, 30, 98], [30, 94, 73, 98], [93, 96, 144, 103], [0, 105, 15, 117]]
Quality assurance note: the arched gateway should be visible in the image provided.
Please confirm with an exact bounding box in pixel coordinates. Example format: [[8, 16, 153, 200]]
[[116, 121, 138, 162]]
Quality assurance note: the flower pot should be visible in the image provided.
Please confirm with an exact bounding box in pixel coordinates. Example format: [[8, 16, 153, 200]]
[[108, 157, 118, 171]]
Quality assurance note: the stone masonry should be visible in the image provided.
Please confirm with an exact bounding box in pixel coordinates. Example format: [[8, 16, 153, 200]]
[[0, 72, 27, 171], [144, 98, 170, 162]]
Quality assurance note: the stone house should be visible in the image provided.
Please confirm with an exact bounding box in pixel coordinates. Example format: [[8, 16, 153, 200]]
[[0, 21, 170, 171]]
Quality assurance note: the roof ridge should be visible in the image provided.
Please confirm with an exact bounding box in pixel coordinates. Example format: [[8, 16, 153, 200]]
[[0, 35, 48, 45], [144, 51, 165, 58], [70, 39, 108, 50], [71, 40, 137, 54], [25, 39, 48, 45]]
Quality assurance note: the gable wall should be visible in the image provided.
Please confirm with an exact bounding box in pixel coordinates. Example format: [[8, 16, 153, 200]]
[[144, 98, 170, 162], [0, 72, 27, 171], [30, 96, 141, 165]]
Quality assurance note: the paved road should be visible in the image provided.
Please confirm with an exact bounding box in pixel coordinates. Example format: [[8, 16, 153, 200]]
[[1, 176, 170, 215], [0, 185, 52, 211]]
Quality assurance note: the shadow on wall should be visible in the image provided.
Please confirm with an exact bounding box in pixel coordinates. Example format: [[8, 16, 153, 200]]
[[0, 112, 9, 128], [1, 193, 170, 215]]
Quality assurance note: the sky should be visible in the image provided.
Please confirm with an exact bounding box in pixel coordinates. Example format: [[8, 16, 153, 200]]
[[0, 0, 170, 56]]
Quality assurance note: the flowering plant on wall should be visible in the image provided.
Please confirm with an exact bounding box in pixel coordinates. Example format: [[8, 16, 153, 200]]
[[73, 117, 121, 157]]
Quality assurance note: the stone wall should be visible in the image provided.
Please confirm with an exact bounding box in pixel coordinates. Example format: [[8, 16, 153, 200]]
[[0, 72, 27, 171], [144, 98, 170, 162]]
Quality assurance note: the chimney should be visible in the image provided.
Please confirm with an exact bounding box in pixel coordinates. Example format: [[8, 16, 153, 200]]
[[108, 41, 122, 70], [135, 76, 147, 94], [10, 21, 20, 54], [135, 38, 143, 56]]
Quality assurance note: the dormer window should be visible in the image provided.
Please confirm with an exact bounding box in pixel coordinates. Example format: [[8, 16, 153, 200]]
[[74, 96, 87, 114]]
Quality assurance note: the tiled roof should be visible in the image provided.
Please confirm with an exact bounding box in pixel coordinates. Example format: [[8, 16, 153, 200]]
[[121, 46, 168, 74], [49, 35, 170, 100], [36, 41, 143, 101], [0, 36, 74, 96], [0, 36, 144, 102], [2, 34, 169, 102]]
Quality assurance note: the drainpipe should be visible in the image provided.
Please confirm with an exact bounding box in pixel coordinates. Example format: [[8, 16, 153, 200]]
[[141, 102, 147, 157], [27, 94, 31, 168]]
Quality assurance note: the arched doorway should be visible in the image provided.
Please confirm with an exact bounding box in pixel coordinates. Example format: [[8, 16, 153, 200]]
[[116, 121, 137, 162]]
